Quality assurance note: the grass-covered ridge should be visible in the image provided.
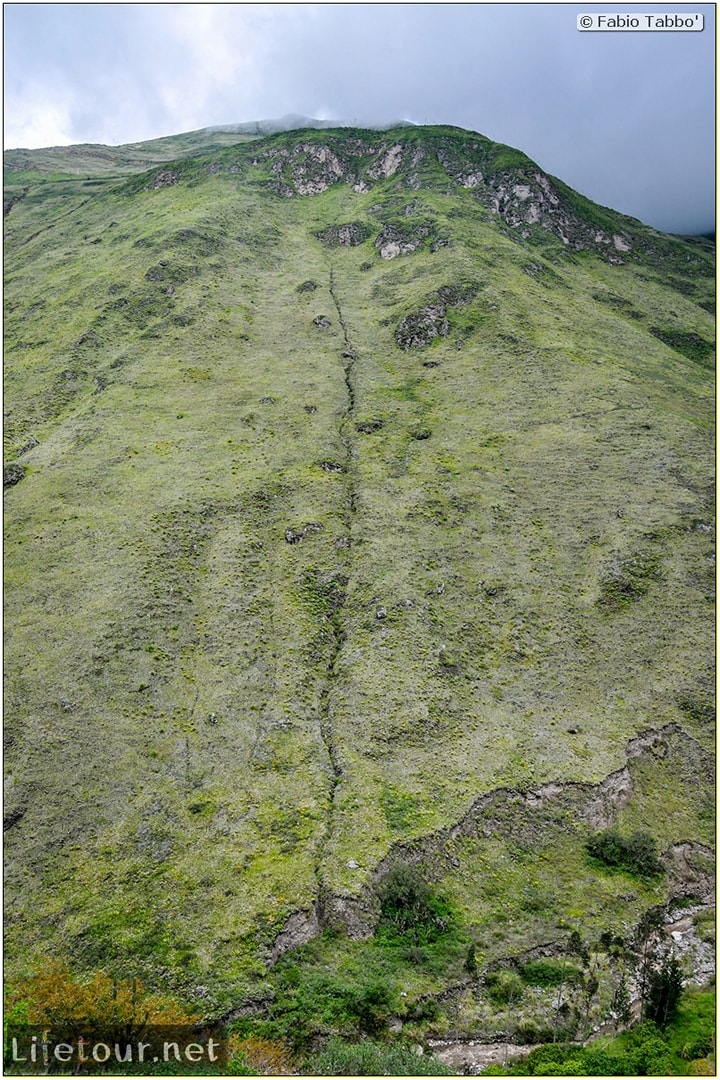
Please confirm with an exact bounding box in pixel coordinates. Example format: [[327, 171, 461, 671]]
[[4, 122, 714, 1055]]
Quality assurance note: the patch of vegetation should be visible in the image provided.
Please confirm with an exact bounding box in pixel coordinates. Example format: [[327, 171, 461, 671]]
[[645, 956, 684, 1029], [649, 327, 715, 366], [482, 1024, 675, 1075], [299, 568, 347, 620], [485, 969, 525, 1006], [520, 958, 582, 988], [238, 967, 397, 1050], [375, 862, 454, 946], [677, 691, 715, 726], [597, 553, 662, 611], [586, 828, 664, 878], [379, 787, 420, 832], [226, 1034, 295, 1076], [304, 1037, 455, 1075], [3, 959, 198, 1050]]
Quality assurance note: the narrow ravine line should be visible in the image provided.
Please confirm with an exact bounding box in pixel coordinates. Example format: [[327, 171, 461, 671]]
[[329, 266, 357, 414], [312, 263, 359, 888]]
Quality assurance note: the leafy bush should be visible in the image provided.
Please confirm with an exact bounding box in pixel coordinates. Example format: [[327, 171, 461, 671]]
[[226, 1035, 294, 1075], [689, 1059, 715, 1075], [624, 1024, 674, 1074], [682, 1036, 714, 1061], [489, 1027, 674, 1076], [375, 862, 453, 945], [254, 969, 396, 1049], [485, 969, 524, 1006], [586, 827, 663, 877], [3, 959, 197, 1041]]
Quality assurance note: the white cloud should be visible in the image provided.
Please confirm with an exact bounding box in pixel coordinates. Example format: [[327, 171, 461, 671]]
[[151, 4, 291, 130], [4, 85, 76, 149]]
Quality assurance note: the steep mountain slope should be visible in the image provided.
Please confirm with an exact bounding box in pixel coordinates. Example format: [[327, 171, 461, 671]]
[[4, 125, 714, 1035]]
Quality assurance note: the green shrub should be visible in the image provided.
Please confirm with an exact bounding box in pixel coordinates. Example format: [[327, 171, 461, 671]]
[[521, 959, 581, 988], [496, 1034, 668, 1076], [586, 828, 663, 877], [375, 862, 453, 945], [263, 969, 396, 1046], [485, 969, 524, 1006], [682, 1037, 714, 1060], [304, 1037, 455, 1075]]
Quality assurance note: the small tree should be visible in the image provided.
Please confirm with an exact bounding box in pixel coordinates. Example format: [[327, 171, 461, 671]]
[[4, 959, 197, 1044], [586, 828, 663, 878], [611, 975, 632, 1026], [634, 906, 664, 1022], [645, 956, 684, 1028]]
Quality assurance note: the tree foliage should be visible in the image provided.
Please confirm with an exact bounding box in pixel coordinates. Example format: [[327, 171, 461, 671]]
[[4, 959, 198, 1043], [645, 956, 684, 1029]]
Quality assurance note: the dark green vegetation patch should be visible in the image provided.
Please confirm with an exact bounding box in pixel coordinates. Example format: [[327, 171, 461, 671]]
[[649, 326, 715, 366], [586, 827, 664, 878]]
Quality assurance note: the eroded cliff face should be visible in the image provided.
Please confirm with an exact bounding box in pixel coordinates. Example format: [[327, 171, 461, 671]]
[[280, 723, 715, 950]]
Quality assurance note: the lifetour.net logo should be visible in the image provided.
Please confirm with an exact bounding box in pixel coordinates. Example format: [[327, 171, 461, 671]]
[[5, 1026, 228, 1074]]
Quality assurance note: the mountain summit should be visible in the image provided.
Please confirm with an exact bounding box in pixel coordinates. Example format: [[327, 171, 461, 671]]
[[3, 123, 714, 1057]]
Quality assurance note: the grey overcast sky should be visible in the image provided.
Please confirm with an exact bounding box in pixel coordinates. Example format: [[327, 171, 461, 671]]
[[3, 3, 716, 234]]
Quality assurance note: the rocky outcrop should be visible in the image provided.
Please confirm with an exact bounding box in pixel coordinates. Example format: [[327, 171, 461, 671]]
[[395, 282, 479, 349], [267, 904, 322, 966], [148, 168, 179, 189], [375, 222, 433, 259], [315, 222, 370, 247], [251, 131, 639, 262], [664, 841, 715, 903], [478, 170, 632, 259], [3, 463, 25, 489], [284, 522, 323, 543], [367, 143, 404, 179], [428, 1039, 540, 1075], [395, 300, 450, 349]]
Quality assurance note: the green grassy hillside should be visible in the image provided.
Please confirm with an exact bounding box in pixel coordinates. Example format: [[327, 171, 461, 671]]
[[3, 124, 714, 1048]]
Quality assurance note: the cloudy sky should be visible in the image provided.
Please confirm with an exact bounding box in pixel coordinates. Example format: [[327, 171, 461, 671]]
[[4, 3, 716, 234]]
